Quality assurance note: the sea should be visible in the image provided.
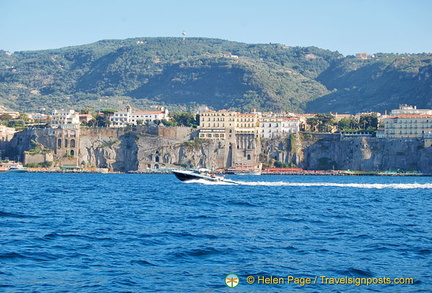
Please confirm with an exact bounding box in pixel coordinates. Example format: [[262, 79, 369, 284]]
[[0, 173, 431, 292]]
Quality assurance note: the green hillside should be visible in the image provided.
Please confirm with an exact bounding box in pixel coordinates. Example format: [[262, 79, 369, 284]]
[[310, 53, 432, 113], [0, 37, 431, 113]]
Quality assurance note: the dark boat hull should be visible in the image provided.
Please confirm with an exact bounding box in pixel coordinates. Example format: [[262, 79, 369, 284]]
[[172, 170, 239, 184], [172, 170, 206, 182]]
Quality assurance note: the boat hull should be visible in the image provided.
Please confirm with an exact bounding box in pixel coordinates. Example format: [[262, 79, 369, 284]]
[[172, 170, 211, 182], [172, 170, 238, 184]]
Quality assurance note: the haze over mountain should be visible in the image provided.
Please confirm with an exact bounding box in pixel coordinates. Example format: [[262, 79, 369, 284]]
[[0, 37, 431, 114]]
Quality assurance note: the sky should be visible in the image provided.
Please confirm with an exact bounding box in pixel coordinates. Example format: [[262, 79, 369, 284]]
[[1, 0, 431, 55]]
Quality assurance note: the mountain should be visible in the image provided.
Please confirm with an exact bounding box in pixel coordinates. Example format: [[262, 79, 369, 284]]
[[309, 53, 432, 113], [0, 37, 431, 113]]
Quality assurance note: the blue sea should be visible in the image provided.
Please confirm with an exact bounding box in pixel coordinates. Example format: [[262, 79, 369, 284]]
[[1, 173, 431, 292]]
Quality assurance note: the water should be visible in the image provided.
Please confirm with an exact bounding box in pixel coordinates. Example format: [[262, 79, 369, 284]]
[[0, 173, 431, 292]]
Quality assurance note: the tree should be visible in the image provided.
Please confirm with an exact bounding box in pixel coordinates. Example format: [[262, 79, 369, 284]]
[[338, 117, 359, 130], [0, 114, 12, 125], [0, 114, 13, 121], [359, 113, 378, 130], [18, 113, 29, 122], [96, 115, 111, 127], [171, 112, 199, 127], [307, 114, 335, 132], [101, 109, 116, 116]]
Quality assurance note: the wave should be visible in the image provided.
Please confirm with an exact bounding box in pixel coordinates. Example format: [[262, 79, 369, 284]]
[[183, 179, 236, 185], [185, 180, 432, 189]]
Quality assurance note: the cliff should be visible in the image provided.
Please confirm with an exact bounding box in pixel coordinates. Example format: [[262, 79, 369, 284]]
[[262, 133, 432, 173], [5, 128, 432, 173]]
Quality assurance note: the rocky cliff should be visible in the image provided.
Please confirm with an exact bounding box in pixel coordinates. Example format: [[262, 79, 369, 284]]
[[262, 133, 432, 172], [5, 128, 432, 173]]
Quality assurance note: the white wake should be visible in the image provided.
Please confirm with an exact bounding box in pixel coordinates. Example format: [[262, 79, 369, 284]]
[[185, 179, 432, 189]]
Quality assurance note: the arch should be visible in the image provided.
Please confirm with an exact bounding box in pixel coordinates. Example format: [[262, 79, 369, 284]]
[[70, 139, 76, 148], [70, 150, 75, 156], [154, 164, 159, 169], [155, 156, 160, 163], [57, 139, 62, 148], [64, 139, 68, 148], [247, 154, 251, 160]]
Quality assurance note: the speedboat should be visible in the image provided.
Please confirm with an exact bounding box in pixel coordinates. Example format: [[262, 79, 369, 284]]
[[7, 164, 27, 173], [172, 169, 238, 184]]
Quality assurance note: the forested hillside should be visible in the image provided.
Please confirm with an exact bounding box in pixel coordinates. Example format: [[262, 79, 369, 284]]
[[0, 37, 431, 113], [310, 53, 432, 113]]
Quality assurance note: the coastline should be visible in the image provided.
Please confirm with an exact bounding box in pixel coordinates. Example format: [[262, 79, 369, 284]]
[[1, 167, 430, 176]]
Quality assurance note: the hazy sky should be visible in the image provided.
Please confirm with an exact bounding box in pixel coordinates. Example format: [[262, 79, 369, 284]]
[[1, 0, 431, 55]]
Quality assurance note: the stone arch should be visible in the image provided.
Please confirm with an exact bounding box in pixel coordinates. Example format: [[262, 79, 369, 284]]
[[70, 139, 76, 148], [57, 138, 62, 148]]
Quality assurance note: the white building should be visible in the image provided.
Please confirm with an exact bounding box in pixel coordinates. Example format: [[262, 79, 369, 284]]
[[260, 117, 300, 139], [379, 105, 432, 139], [110, 106, 169, 127], [391, 104, 432, 116], [50, 110, 80, 128], [0, 125, 16, 141], [382, 115, 432, 138]]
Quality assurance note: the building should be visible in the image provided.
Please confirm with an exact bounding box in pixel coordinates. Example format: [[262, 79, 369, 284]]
[[50, 110, 80, 128], [79, 113, 93, 124], [110, 106, 169, 127], [235, 111, 261, 136], [198, 110, 262, 139], [198, 110, 238, 139], [260, 116, 299, 139], [197, 109, 262, 168], [356, 53, 368, 60], [0, 125, 16, 141], [382, 115, 432, 138], [0, 105, 20, 119], [379, 105, 432, 139], [26, 113, 48, 120], [390, 104, 432, 116]]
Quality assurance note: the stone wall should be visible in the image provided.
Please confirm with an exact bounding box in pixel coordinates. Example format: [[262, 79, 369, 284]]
[[24, 153, 54, 165]]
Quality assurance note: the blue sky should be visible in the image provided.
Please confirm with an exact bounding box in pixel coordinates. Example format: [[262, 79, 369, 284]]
[[1, 0, 431, 55]]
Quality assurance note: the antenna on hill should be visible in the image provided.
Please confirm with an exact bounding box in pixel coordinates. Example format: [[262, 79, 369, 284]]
[[182, 31, 186, 41]]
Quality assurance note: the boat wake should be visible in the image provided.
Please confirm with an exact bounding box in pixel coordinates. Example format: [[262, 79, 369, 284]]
[[186, 180, 432, 189], [184, 179, 238, 185]]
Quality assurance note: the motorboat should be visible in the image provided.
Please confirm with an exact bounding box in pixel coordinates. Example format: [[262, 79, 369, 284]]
[[7, 164, 28, 173], [172, 169, 238, 184]]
